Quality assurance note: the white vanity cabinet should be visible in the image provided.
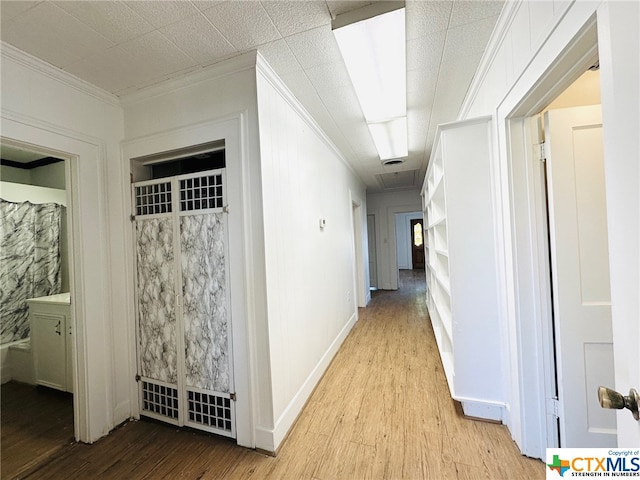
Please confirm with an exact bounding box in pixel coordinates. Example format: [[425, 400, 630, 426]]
[[27, 293, 73, 393]]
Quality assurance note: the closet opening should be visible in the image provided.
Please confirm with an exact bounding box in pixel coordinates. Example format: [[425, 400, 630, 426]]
[[129, 139, 236, 440]]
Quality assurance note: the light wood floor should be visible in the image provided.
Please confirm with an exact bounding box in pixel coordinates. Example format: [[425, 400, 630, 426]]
[[7, 270, 545, 479]]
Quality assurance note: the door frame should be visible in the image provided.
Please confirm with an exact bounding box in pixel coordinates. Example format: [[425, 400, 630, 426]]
[[350, 194, 367, 309], [386, 206, 424, 290], [367, 214, 377, 290], [122, 114, 254, 448], [1, 120, 112, 443], [496, 12, 601, 458]]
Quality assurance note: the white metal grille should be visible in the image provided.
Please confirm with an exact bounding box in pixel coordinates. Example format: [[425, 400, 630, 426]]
[[135, 182, 172, 216], [187, 390, 232, 432], [179, 174, 223, 212], [142, 380, 179, 419]]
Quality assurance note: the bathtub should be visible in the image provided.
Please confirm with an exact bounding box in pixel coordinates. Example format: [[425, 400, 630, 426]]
[[0, 338, 33, 385]]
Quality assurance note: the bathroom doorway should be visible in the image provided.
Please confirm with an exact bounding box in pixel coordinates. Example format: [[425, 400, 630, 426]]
[[0, 143, 75, 478]]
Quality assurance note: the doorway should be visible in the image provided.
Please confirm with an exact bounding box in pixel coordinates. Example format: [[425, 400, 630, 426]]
[[122, 116, 255, 449], [503, 16, 617, 456], [130, 145, 237, 438], [394, 211, 423, 271], [410, 218, 425, 270], [540, 100, 615, 448], [0, 144, 75, 478]]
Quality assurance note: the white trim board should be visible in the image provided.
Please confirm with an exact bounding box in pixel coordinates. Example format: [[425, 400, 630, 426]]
[[492, 4, 603, 459]]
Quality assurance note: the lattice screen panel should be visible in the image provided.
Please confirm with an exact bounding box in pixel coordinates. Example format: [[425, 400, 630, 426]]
[[179, 174, 224, 212], [141, 380, 179, 420], [187, 390, 232, 432], [135, 182, 172, 216]]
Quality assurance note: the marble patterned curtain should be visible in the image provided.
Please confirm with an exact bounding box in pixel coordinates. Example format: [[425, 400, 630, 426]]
[[181, 213, 229, 393], [0, 199, 62, 345]]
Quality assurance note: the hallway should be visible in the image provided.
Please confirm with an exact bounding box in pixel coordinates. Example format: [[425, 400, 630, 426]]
[[18, 270, 544, 479]]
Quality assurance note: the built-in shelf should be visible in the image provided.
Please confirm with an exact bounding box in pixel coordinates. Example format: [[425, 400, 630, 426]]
[[421, 116, 504, 422], [427, 216, 446, 230]]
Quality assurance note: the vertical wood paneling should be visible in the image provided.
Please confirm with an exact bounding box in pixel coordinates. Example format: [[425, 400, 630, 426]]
[[529, 1, 556, 50], [256, 66, 366, 447], [510, 3, 532, 77]]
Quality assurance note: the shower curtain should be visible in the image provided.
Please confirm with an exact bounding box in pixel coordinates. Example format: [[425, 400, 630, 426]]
[[0, 199, 62, 345]]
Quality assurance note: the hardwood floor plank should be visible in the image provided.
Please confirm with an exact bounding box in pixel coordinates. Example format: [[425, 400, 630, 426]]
[[1, 382, 74, 479]]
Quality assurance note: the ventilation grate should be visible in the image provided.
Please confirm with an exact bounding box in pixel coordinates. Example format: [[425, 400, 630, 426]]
[[179, 174, 223, 212], [376, 169, 418, 190], [187, 390, 232, 431], [135, 182, 172, 216], [142, 380, 179, 419]]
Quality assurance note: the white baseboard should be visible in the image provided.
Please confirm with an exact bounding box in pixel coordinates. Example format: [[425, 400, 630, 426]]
[[255, 426, 276, 454], [255, 311, 358, 454], [457, 396, 506, 422], [113, 400, 131, 426]]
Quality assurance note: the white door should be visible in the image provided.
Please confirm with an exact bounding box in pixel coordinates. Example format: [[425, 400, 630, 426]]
[[545, 105, 617, 447]]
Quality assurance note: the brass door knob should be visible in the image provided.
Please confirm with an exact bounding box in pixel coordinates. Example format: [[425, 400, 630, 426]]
[[598, 386, 640, 421]]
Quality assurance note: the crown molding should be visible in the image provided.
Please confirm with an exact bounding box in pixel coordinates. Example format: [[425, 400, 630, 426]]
[[255, 52, 364, 189], [1, 42, 120, 107], [120, 51, 259, 107]]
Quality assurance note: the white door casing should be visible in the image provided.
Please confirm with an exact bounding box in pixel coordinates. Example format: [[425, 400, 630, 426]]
[[545, 105, 617, 447], [367, 214, 377, 288]]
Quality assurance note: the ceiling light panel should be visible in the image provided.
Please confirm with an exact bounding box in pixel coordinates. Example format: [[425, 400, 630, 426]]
[[332, 2, 408, 161], [368, 117, 408, 160], [333, 7, 406, 121]]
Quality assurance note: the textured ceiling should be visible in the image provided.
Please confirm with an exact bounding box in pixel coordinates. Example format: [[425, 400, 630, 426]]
[[0, 0, 503, 193]]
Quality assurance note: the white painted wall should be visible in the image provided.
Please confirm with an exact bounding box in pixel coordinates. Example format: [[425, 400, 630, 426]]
[[0, 166, 30, 184], [395, 211, 423, 270], [0, 181, 66, 205], [367, 189, 422, 289], [256, 57, 367, 451], [1, 161, 65, 188], [121, 52, 366, 453], [1, 43, 125, 442], [32, 162, 66, 189], [458, 0, 640, 453]]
